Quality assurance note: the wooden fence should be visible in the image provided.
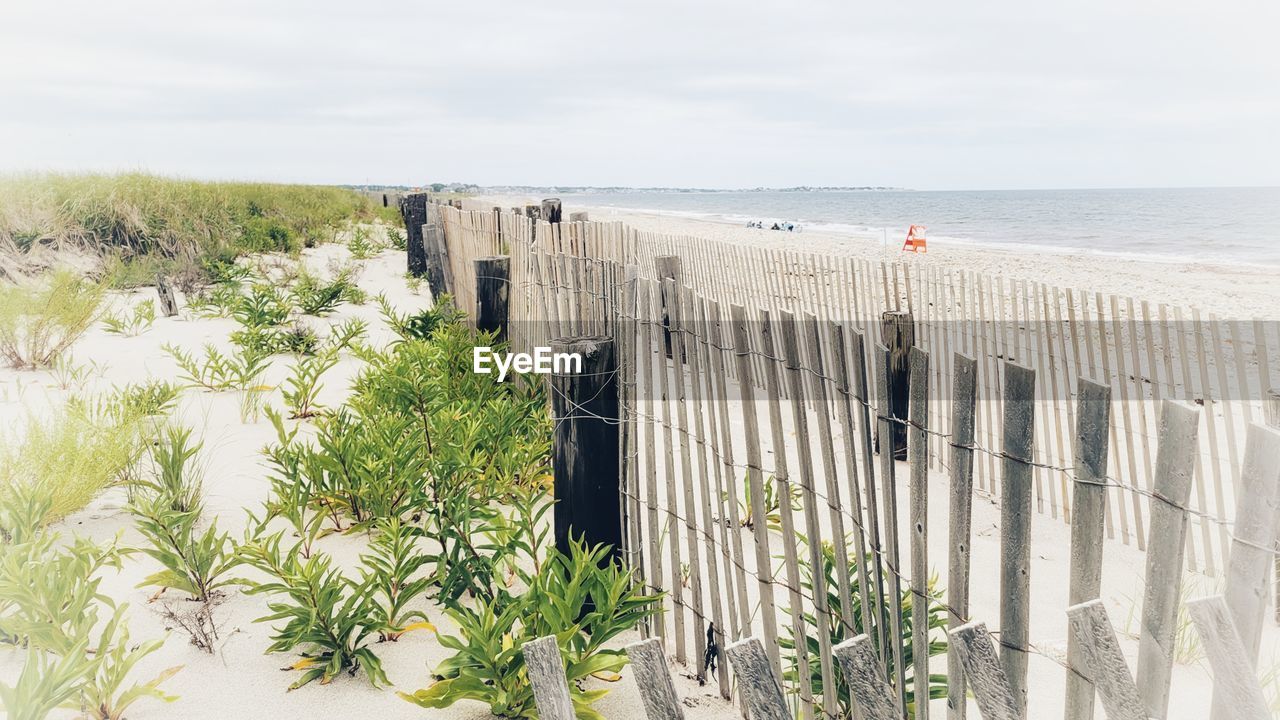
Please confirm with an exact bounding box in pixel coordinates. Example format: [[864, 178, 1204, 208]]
[[424, 198, 1280, 719]]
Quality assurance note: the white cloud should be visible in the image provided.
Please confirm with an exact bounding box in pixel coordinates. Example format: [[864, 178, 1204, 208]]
[[1, 0, 1277, 189]]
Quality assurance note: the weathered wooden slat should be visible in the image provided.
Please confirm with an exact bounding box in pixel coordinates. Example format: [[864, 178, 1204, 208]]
[[947, 352, 978, 720], [778, 310, 838, 717], [758, 309, 814, 718], [908, 345, 931, 720], [803, 315, 855, 635], [1065, 600, 1147, 720], [829, 322, 878, 663], [947, 621, 1021, 720], [1190, 596, 1272, 720], [1065, 378, 1111, 720], [874, 342, 906, 714], [730, 304, 782, 675], [999, 361, 1036, 717], [625, 638, 685, 720], [522, 636, 575, 720], [725, 638, 792, 720], [833, 635, 899, 720], [1134, 399, 1200, 718], [1218, 423, 1280, 671]]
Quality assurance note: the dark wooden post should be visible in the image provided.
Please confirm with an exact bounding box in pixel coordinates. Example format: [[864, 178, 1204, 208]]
[[525, 204, 541, 220], [155, 274, 178, 317], [401, 192, 429, 277], [381, 193, 389, 208], [551, 336, 622, 562], [474, 256, 510, 344], [420, 203, 451, 300], [655, 256, 682, 359], [541, 198, 563, 224], [569, 211, 589, 222], [449, 198, 463, 209], [879, 310, 915, 460], [493, 207, 504, 246]]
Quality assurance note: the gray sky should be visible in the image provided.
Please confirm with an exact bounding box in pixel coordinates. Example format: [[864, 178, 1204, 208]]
[[2, 0, 1277, 190]]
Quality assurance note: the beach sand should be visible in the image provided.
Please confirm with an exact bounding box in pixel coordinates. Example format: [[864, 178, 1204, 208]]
[[0, 243, 738, 720], [478, 195, 1279, 321]]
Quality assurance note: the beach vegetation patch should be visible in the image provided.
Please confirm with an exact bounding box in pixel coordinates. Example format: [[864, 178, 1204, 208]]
[[0, 269, 106, 369]]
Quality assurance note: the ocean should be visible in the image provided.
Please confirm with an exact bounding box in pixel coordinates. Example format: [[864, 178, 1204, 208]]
[[561, 187, 1280, 266]]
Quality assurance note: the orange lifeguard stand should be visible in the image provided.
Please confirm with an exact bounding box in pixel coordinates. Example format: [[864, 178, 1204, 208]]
[[902, 225, 928, 253]]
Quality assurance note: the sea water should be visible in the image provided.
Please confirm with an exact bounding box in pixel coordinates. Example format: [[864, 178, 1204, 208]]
[[561, 187, 1280, 266]]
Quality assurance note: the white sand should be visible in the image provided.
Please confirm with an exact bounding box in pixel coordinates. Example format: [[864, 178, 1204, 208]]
[[478, 195, 1279, 321], [0, 244, 738, 720]]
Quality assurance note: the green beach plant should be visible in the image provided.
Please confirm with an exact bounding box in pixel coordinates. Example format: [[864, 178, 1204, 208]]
[[239, 531, 388, 690], [401, 540, 659, 720], [361, 518, 433, 642], [282, 350, 339, 419], [101, 299, 156, 337], [0, 405, 145, 528], [0, 269, 106, 369], [325, 317, 368, 352], [780, 535, 948, 719], [165, 342, 271, 392], [72, 608, 182, 720], [0, 643, 94, 720], [0, 533, 123, 654], [347, 226, 378, 260]]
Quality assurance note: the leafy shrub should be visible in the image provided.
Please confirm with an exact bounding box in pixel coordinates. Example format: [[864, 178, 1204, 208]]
[[135, 425, 204, 513], [165, 342, 270, 392], [0, 270, 105, 369], [230, 323, 317, 358], [131, 496, 237, 603], [282, 350, 338, 419], [347, 226, 379, 260], [101, 299, 156, 336], [377, 294, 466, 343], [0, 534, 123, 653], [239, 531, 389, 690], [780, 536, 948, 718], [386, 225, 406, 250], [75, 607, 182, 720], [130, 427, 237, 603], [361, 518, 433, 641], [291, 265, 364, 316], [184, 283, 242, 318], [241, 216, 299, 254], [401, 541, 659, 719], [325, 318, 368, 353], [233, 284, 291, 328], [0, 643, 94, 720], [260, 412, 329, 558]]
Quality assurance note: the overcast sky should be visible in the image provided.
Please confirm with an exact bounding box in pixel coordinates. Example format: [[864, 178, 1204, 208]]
[[2, 1, 1277, 190]]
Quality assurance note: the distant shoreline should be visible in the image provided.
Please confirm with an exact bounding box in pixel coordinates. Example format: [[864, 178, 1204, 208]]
[[475, 193, 1280, 321]]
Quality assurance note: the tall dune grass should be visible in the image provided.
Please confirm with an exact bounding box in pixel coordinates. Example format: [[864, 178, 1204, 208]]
[[0, 404, 147, 533], [0, 173, 398, 282]]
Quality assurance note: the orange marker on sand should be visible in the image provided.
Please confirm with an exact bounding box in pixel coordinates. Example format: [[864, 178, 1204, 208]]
[[902, 224, 928, 253]]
